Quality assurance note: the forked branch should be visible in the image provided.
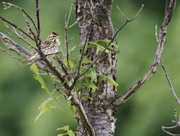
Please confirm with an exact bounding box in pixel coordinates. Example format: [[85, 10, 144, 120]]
[[113, 0, 177, 106]]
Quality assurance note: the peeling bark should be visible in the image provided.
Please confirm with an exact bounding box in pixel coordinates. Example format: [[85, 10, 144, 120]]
[[75, 0, 117, 135]]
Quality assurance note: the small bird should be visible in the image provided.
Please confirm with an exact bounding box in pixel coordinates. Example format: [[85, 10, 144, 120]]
[[25, 31, 60, 62]]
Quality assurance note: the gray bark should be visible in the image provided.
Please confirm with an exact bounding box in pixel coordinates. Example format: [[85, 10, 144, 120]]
[[75, 0, 117, 135]]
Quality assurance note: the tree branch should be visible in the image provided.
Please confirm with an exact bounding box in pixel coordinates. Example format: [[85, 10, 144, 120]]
[[113, 0, 177, 106], [162, 109, 180, 135], [80, 4, 144, 77], [160, 59, 180, 107], [0, 1, 94, 135], [0, 46, 22, 61], [3, 2, 38, 33], [0, 16, 34, 41]]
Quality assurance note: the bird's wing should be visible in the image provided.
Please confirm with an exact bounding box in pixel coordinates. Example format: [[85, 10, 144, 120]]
[[41, 40, 50, 49]]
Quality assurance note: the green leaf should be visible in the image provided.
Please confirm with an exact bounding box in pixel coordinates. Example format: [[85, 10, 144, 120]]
[[68, 45, 79, 55], [63, 58, 76, 68], [57, 134, 63, 136], [85, 67, 97, 82], [67, 130, 75, 136], [97, 40, 119, 51], [57, 126, 69, 131], [86, 42, 98, 48], [96, 44, 110, 55], [30, 63, 49, 93], [79, 94, 92, 100], [68, 101, 76, 115], [86, 42, 110, 55], [82, 56, 93, 64], [75, 77, 97, 93], [86, 80, 97, 93], [98, 74, 118, 87], [35, 98, 56, 122]]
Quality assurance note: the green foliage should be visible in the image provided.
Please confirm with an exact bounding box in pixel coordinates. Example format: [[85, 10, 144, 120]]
[[97, 40, 118, 51], [35, 97, 57, 122], [57, 126, 75, 136], [87, 42, 110, 55], [84, 67, 97, 82], [98, 74, 118, 87], [87, 40, 118, 55], [68, 101, 76, 115], [30, 63, 50, 94]]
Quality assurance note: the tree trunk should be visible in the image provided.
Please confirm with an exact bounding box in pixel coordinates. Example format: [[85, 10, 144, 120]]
[[75, 0, 117, 135]]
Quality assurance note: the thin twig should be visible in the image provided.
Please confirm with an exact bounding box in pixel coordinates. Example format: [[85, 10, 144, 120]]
[[162, 109, 180, 136], [116, 4, 144, 22], [160, 58, 180, 107], [0, 47, 22, 61], [46, 71, 67, 98], [67, 36, 75, 43], [5, 31, 18, 38], [113, 0, 177, 106], [65, 2, 74, 69], [36, 0, 40, 34], [81, 4, 144, 77], [155, 24, 159, 43], [2, 2, 38, 33], [77, 22, 93, 75], [23, 13, 38, 46], [5, 23, 36, 49], [53, 55, 74, 79], [0, 16, 34, 41]]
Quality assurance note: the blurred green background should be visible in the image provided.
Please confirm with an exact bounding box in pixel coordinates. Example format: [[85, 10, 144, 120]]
[[0, 0, 180, 136]]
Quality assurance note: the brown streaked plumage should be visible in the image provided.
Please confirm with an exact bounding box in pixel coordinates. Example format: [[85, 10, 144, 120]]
[[26, 31, 60, 62]]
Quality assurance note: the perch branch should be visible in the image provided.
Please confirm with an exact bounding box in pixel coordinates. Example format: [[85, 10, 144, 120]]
[[113, 0, 177, 106], [0, 32, 67, 87]]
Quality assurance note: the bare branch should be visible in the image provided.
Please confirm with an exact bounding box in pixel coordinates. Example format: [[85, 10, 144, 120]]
[[77, 22, 93, 75], [46, 70, 67, 99], [0, 47, 22, 61], [36, 0, 40, 33], [53, 55, 74, 80], [65, 2, 74, 69], [113, 0, 177, 106], [117, 4, 144, 22], [0, 32, 32, 57], [70, 94, 95, 136], [23, 14, 38, 46], [162, 109, 180, 135], [155, 24, 159, 43], [2, 2, 38, 33], [5, 23, 36, 49], [80, 4, 144, 77], [0, 32, 64, 81], [0, 16, 34, 41], [160, 59, 180, 107]]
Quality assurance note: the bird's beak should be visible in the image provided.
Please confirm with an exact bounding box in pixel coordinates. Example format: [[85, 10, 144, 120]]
[[56, 35, 60, 38]]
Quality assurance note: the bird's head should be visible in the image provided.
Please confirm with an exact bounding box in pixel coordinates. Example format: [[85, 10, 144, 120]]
[[48, 31, 60, 40]]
